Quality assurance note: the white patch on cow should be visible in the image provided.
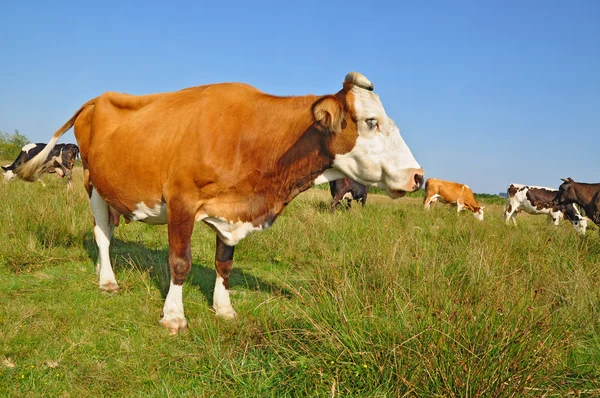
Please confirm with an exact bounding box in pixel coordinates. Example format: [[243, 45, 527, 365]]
[[130, 202, 168, 225], [342, 192, 353, 201], [424, 193, 444, 208], [201, 216, 263, 246], [160, 281, 187, 331], [22, 143, 37, 153], [331, 86, 421, 194], [213, 275, 237, 319], [3, 169, 15, 182], [90, 188, 118, 291], [313, 168, 346, 186]]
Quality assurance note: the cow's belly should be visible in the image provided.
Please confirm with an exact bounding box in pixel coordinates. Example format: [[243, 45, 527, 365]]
[[431, 193, 453, 204], [519, 202, 553, 216]]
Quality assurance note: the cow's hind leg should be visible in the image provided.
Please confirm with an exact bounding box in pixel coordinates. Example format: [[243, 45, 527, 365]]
[[213, 236, 237, 319], [160, 201, 195, 334], [90, 188, 118, 292], [504, 204, 517, 225], [424, 193, 436, 209]]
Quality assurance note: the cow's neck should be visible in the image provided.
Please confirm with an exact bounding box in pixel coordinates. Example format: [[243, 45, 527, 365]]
[[256, 125, 334, 213], [573, 183, 594, 208]]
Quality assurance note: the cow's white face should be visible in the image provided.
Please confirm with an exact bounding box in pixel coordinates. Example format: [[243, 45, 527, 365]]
[[474, 207, 485, 221], [3, 169, 15, 182], [332, 86, 423, 197], [572, 217, 587, 235]]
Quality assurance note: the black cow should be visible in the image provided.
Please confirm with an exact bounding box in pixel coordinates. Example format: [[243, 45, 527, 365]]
[[2, 143, 79, 183], [557, 178, 600, 231], [329, 178, 369, 211]]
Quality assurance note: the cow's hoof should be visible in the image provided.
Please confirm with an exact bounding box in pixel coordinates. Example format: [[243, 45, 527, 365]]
[[159, 316, 188, 335], [99, 281, 119, 292], [214, 306, 237, 319]]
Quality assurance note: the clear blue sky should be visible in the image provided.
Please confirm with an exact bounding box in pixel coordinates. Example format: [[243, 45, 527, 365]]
[[1, 0, 598, 194]]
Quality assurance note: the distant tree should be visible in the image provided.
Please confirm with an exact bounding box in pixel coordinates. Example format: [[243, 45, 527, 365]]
[[0, 130, 30, 161]]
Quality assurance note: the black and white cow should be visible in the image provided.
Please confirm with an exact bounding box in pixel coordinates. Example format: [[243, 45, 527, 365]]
[[2, 143, 79, 183], [503, 183, 587, 234], [329, 178, 369, 211]]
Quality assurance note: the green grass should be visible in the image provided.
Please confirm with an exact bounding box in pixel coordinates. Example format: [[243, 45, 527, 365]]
[[1, 168, 599, 396]]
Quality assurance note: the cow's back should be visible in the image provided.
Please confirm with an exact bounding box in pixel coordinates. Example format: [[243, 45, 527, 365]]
[[426, 178, 465, 202]]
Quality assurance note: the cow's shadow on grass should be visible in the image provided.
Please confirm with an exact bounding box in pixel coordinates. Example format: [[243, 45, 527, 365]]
[[82, 233, 292, 306]]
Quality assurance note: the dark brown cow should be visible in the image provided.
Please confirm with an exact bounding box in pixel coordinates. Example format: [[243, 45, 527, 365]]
[[19, 72, 423, 334], [557, 178, 600, 231], [329, 178, 368, 211]]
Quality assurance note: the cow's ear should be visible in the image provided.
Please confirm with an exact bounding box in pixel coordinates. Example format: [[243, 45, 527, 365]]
[[313, 96, 345, 134]]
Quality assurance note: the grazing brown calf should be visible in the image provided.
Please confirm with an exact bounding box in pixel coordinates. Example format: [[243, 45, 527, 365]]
[[556, 178, 600, 232], [424, 178, 484, 221], [18, 72, 424, 334]]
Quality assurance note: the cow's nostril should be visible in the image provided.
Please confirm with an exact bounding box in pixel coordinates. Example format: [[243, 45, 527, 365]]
[[414, 173, 424, 189]]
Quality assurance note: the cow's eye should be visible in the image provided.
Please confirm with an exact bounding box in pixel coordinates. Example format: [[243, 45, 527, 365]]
[[366, 118, 378, 130]]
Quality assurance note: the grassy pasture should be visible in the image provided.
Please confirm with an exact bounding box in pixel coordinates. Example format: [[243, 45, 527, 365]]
[[1, 166, 599, 397]]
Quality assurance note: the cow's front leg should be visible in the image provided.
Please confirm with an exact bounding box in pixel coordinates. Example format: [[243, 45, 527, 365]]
[[213, 236, 237, 319], [90, 188, 118, 292], [160, 203, 194, 334]]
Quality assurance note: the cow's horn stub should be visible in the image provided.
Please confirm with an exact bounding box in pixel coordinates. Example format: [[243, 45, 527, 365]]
[[344, 72, 374, 91]]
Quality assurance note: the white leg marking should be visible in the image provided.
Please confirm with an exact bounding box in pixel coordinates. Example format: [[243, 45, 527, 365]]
[[160, 281, 187, 333], [213, 275, 237, 319], [456, 202, 464, 213], [90, 189, 118, 292]]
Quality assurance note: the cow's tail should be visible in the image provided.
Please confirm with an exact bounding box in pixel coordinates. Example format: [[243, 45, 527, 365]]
[[17, 99, 95, 181]]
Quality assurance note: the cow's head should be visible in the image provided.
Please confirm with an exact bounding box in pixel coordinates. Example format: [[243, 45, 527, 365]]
[[571, 216, 588, 235], [474, 206, 485, 221], [313, 72, 423, 198], [562, 202, 588, 235], [2, 167, 15, 183], [557, 177, 577, 205]]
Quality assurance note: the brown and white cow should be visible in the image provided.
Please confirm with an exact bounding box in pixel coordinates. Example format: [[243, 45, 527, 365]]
[[3, 143, 79, 184], [424, 178, 484, 221], [503, 183, 587, 234], [19, 72, 423, 333], [556, 178, 600, 232]]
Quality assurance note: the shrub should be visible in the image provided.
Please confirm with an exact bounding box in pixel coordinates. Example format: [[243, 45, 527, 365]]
[[0, 130, 29, 161]]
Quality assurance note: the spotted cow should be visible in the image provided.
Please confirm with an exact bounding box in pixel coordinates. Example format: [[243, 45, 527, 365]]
[[503, 184, 587, 234], [18, 72, 424, 333]]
